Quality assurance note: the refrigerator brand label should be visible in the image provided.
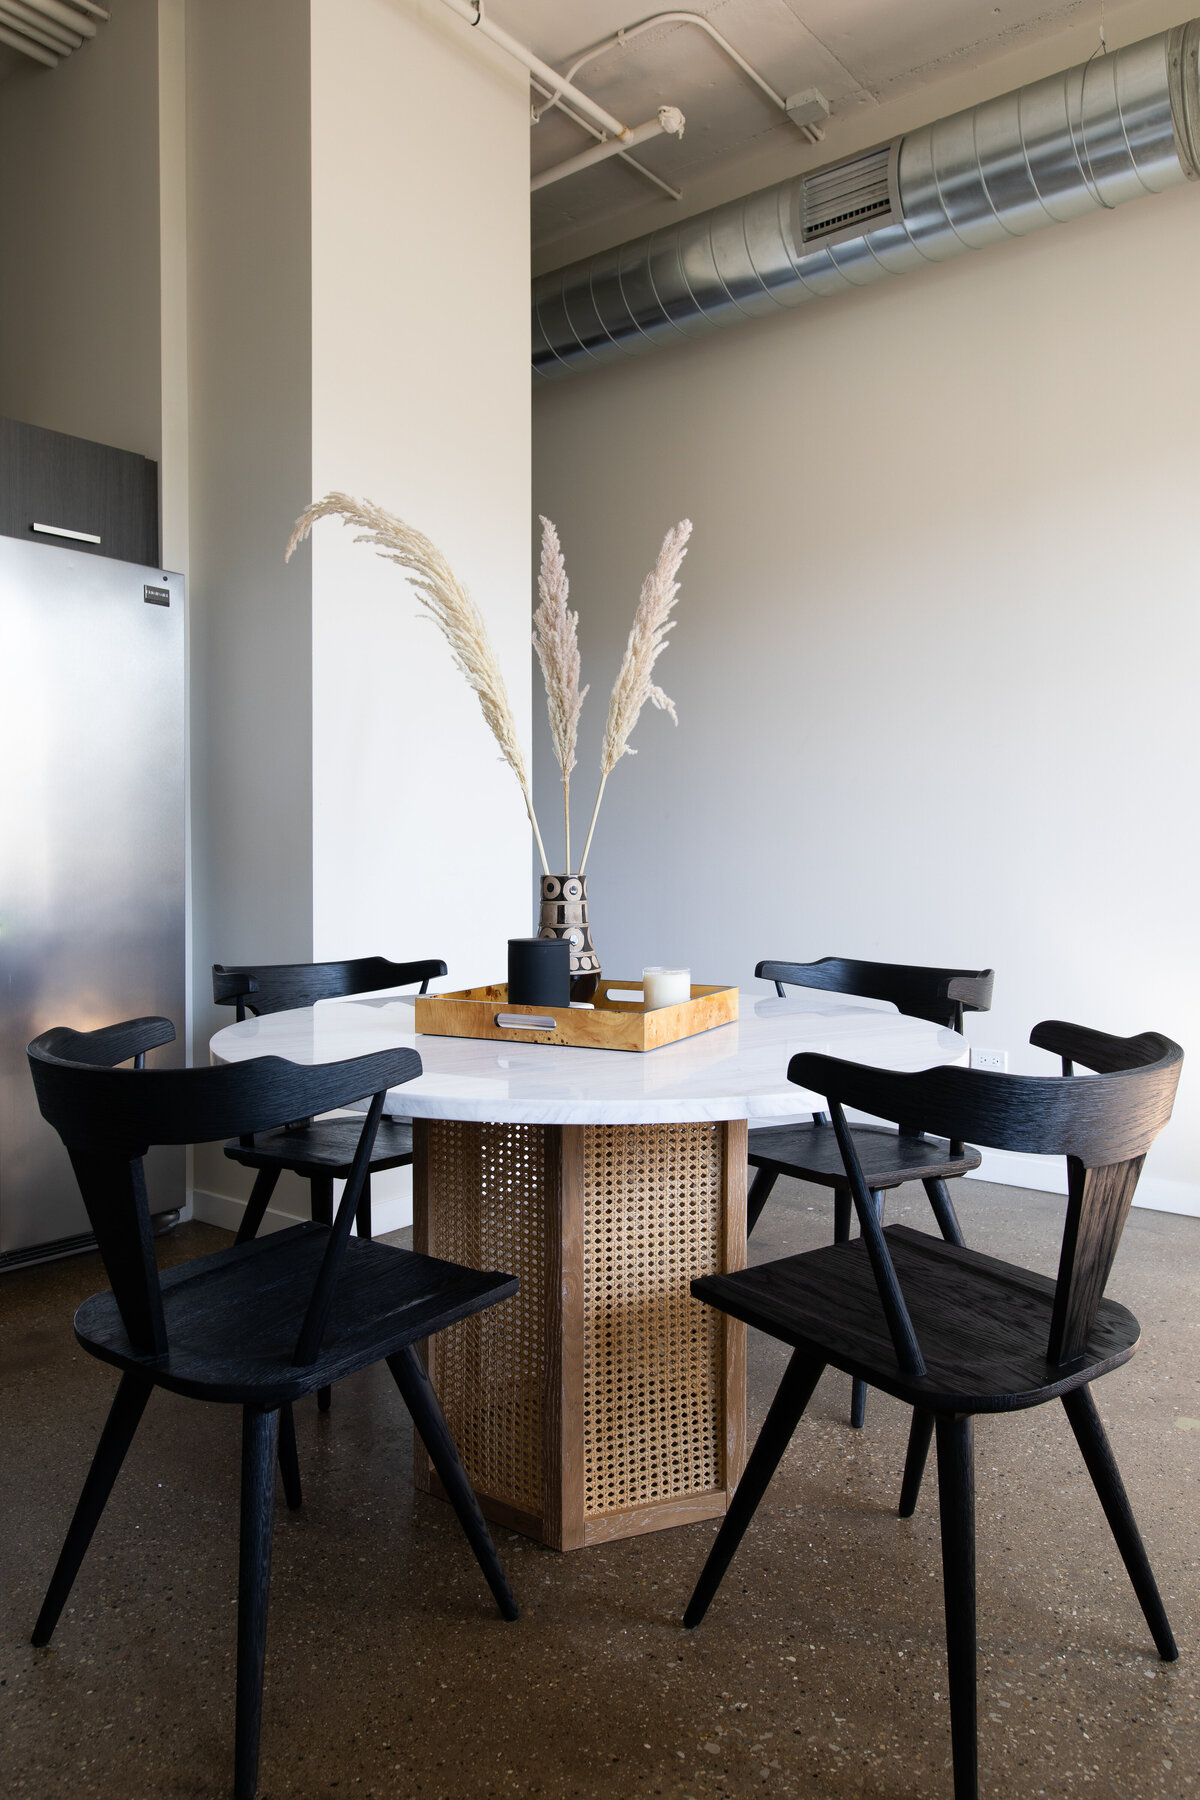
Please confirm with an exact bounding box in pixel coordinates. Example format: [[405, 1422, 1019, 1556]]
[[143, 585, 170, 607]]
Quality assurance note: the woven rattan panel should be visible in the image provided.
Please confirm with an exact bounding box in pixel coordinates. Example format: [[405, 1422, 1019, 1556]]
[[426, 1121, 547, 1517], [581, 1121, 725, 1517]]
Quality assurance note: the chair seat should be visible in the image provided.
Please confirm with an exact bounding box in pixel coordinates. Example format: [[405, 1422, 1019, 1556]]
[[74, 1223, 516, 1406], [747, 1120, 981, 1190], [694, 1225, 1139, 1415], [222, 1114, 414, 1177]]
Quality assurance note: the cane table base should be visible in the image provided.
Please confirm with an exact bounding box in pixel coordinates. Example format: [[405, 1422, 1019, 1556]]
[[413, 1118, 747, 1550]]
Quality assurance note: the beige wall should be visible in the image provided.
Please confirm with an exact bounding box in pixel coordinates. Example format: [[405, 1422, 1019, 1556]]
[[190, 0, 533, 1231], [532, 178, 1200, 1212], [0, 0, 162, 460], [185, 0, 315, 1206]]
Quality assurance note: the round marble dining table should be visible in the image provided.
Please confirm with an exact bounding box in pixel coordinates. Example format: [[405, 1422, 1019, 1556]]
[[211, 988, 966, 1551]]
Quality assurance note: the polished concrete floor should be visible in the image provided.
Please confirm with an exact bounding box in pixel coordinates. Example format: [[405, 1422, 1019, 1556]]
[[2, 1179, 1198, 1800]]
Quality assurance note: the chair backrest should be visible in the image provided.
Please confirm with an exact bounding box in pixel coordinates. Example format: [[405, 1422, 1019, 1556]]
[[757, 957, 994, 1033], [787, 1021, 1182, 1375], [28, 1016, 421, 1367], [212, 956, 447, 1022]]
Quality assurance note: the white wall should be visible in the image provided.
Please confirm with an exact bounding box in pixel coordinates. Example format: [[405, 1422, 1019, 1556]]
[[532, 180, 1200, 1213], [308, 0, 532, 982], [191, 0, 533, 1233]]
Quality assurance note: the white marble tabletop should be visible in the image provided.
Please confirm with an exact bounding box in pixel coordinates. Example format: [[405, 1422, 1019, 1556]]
[[209, 988, 967, 1127]]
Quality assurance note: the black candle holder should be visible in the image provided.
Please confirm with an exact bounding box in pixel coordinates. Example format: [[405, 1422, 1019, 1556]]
[[508, 937, 571, 1007]]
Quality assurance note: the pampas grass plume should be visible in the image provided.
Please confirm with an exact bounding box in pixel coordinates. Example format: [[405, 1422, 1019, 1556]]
[[533, 516, 588, 870], [287, 492, 550, 874], [579, 518, 692, 873]]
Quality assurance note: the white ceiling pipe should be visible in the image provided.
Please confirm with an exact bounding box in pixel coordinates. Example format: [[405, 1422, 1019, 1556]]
[[0, 18, 57, 62], [565, 12, 781, 110], [530, 75, 682, 199], [559, 9, 824, 143], [21, 0, 96, 36], [0, 5, 73, 51], [532, 106, 684, 192], [0, 0, 80, 49], [614, 152, 681, 201], [66, 0, 108, 14], [440, 0, 637, 142]]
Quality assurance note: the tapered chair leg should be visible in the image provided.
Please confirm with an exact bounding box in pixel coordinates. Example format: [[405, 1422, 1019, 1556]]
[[1062, 1385, 1177, 1660], [308, 1174, 335, 1230], [899, 1409, 936, 1518], [849, 1191, 885, 1430], [832, 1186, 852, 1244], [746, 1166, 778, 1235], [32, 1372, 153, 1647], [276, 1403, 302, 1511], [235, 1407, 279, 1800], [935, 1414, 978, 1800], [310, 1176, 335, 1414], [235, 1167, 282, 1246], [387, 1346, 518, 1622], [355, 1172, 373, 1240], [923, 1176, 965, 1247], [685, 1351, 825, 1629]]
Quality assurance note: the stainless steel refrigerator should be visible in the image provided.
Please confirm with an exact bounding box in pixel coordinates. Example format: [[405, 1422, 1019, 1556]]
[[0, 536, 185, 1268]]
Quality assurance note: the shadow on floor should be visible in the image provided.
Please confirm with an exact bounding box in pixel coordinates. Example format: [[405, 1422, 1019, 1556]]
[[2, 1179, 1196, 1798]]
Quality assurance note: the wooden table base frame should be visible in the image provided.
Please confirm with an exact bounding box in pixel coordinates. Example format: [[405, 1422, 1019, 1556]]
[[413, 1118, 747, 1549]]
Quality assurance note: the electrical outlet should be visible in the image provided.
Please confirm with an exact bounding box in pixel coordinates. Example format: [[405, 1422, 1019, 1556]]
[[970, 1047, 1008, 1073]]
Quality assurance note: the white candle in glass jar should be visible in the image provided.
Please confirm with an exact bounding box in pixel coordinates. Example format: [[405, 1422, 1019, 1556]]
[[642, 966, 691, 1009]]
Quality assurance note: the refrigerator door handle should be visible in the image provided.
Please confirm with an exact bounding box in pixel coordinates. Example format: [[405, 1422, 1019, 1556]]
[[32, 522, 102, 544]]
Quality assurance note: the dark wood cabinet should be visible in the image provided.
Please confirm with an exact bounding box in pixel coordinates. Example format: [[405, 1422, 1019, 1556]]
[[0, 417, 159, 567]]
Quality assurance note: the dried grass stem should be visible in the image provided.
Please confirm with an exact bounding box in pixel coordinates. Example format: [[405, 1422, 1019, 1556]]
[[288, 492, 549, 874], [578, 519, 692, 874], [533, 516, 588, 871]]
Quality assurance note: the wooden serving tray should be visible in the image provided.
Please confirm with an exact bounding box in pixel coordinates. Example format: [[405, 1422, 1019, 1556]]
[[414, 981, 738, 1052]]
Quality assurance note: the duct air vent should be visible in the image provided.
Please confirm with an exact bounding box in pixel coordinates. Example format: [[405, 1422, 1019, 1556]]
[[800, 145, 895, 243], [533, 20, 1199, 382]]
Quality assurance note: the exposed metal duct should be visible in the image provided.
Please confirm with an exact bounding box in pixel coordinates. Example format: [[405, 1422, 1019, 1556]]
[[532, 20, 1200, 382]]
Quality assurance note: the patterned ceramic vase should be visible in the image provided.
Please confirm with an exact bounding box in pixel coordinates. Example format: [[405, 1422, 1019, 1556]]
[[538, 874, 600, 1001]]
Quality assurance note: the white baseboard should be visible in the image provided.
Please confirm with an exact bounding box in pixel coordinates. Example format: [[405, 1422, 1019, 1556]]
[[967, 1149, 1200, 1219], [191, 1188, 306, 1234], [192, 1169, 413, 1238], [193, 1152, 1198, 1234]]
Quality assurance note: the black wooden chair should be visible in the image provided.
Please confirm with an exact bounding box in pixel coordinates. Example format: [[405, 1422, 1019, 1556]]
[[684, 1020, 1182, 1800], [212, 956, 445, 1249], [27, 1015, 517, 1800], [749, 957, 995, 1428]]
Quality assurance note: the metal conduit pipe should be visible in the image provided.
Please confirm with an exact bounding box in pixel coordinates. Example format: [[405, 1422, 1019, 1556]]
[[533, 19, 1200, 382], [20, 0, 96, 33], [440, 0, 688, 196], [556, 11, 826, 144], [0, 0, 81, 49], [0, 5, 68, 53], [440, 0, 641, 143], [0, 18, 56, 61], [533, 107, 686, 194]]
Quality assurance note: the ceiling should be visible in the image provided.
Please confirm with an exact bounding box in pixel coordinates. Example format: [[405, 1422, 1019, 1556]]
[[512, 0, 1113, 266], [0, 1, 1130, 266]]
